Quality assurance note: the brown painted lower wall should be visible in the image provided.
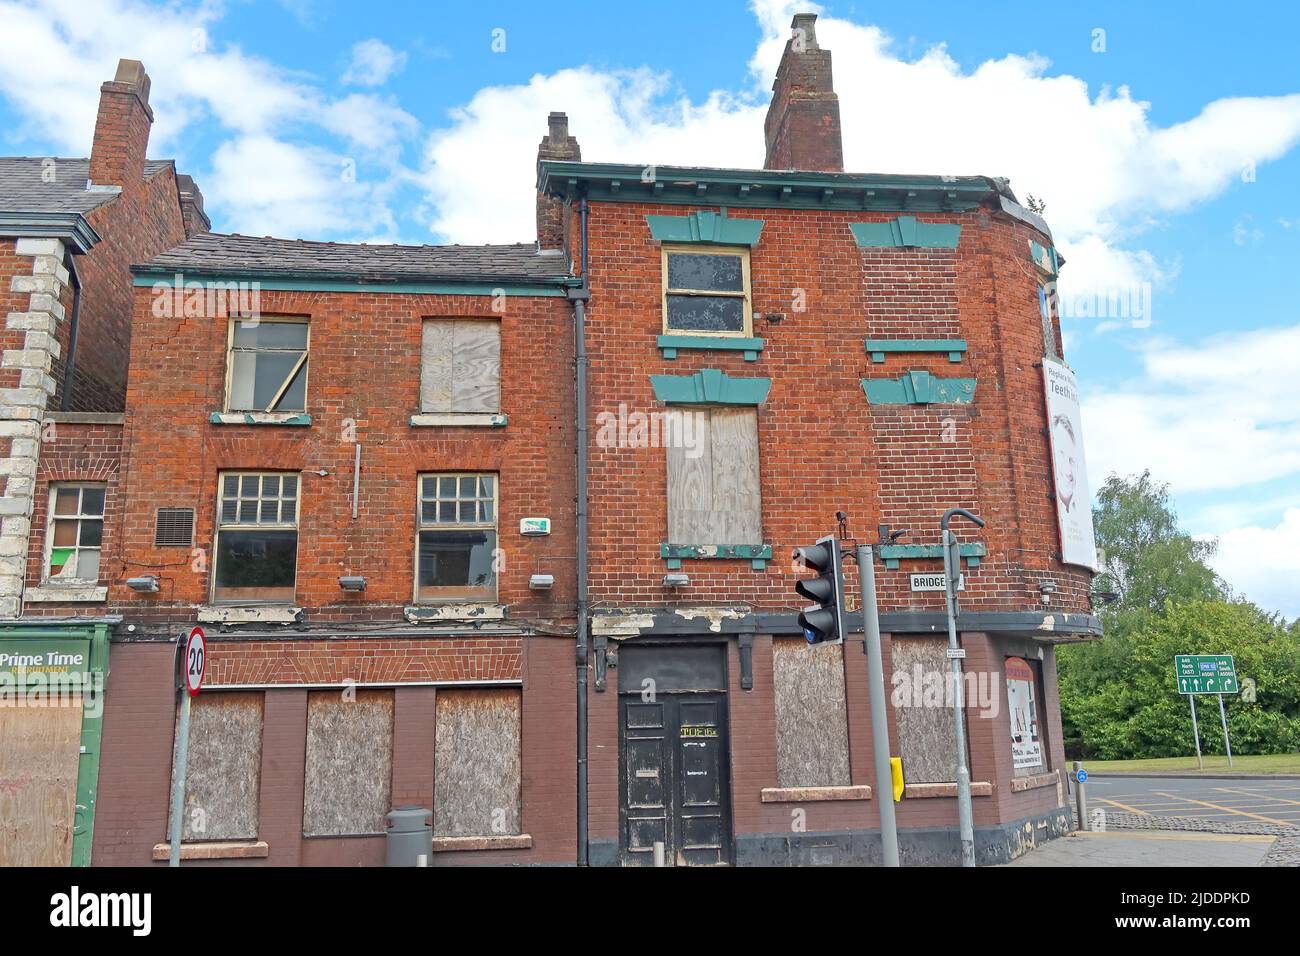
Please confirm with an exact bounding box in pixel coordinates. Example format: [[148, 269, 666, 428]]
[[91, 635, 576, 867]]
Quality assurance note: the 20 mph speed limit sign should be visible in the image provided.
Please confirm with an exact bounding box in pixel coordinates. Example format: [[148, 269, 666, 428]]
[[184, 626, 206, 696]]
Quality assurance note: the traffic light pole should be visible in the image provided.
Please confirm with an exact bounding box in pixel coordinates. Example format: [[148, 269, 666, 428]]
[[857, 544, 899, 867]]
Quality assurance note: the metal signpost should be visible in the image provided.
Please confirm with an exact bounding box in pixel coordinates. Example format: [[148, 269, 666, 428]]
[[1174, 655, 1237, 770], [168, 626, 206, 867], [941, 508, 985, 868]]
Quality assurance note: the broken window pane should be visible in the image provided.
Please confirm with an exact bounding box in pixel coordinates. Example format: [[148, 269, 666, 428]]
[[666, 294, 745, 333], [417, 530, 497, 601], [667, 253, 743, 292], [228, 320, 308, 412]]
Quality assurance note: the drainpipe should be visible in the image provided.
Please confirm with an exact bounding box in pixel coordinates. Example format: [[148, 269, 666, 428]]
[[59, 249, 82, 410], [569, 197, 591, 866]]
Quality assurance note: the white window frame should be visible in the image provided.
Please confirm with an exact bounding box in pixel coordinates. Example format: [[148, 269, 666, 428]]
[[212, 471, 300, 605], [223, 316, 310, 413], [414, 473, 499, 604], [661, 244, 753, 338], [43, 482, 106, 585]]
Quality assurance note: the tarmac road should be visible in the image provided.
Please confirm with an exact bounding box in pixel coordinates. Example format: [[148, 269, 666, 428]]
[[1078, 775, 1300, 827]]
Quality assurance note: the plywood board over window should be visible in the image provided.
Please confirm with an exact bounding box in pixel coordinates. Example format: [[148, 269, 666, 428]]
[[0, 702, 82, 866], [773, 639, 851, 789], [303, 690, 394, 837], [421, 319, 501, 413], [893, 637, 959, 784], [666, 406, 761, 543], [434, 688, 521, 837], [170, 692, 263, 842]]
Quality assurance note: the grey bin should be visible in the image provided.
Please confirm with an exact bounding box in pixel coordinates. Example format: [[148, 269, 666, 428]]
[[385, 806, 433, 867]]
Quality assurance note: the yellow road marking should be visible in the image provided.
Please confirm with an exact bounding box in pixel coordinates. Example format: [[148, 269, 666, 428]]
[[1152, 791, 1291, 825], [1072, 831, 1275, 844], [1217, 786, 1300, 806], [1096, 796, 1148, 814]]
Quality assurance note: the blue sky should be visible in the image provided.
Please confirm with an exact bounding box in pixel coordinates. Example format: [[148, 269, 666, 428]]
[[1, 0, 1297, 616]]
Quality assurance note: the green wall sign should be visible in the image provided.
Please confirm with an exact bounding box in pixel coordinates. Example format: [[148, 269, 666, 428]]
[[0, 638, 91, 685]]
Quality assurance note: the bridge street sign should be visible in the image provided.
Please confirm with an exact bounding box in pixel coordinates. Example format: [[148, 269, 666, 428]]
[[1174, 655, 1238, 695]]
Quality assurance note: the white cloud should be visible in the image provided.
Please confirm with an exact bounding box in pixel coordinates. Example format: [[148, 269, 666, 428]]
[[1082, 322, 1300, 495], [342, 39, 407, 87], [1204, 509, 1300, 620], [0, 0, 417, 237]]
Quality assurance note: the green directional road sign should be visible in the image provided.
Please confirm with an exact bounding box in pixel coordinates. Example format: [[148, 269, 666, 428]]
[[1175, 655, 1238, 695]]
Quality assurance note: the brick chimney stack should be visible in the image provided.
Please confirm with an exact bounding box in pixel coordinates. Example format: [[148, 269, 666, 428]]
[[88, 58, 154, 188], [176, 173, 211, 237], [763, 13, 844, 172], [536, 111, 581, 251]]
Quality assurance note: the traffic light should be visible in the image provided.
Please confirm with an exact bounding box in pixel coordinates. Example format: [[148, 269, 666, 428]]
[[793, 535, 846, 645]]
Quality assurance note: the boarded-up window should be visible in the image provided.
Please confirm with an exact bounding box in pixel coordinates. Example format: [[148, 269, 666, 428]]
[[666, 406, 761, 543], [434, 688, 521, 836], [893, 638, 959, 784], [773, 639, 851, 788], [0, 701, 82, 866], [421, 319, 500, 413], [171, 693, 263, 842], [303, 690, 394, 836]]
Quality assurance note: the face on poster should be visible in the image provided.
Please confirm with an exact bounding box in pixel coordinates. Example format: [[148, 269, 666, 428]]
[[1042, 359, 1099, 570], [1006, 657, 1043, 771]]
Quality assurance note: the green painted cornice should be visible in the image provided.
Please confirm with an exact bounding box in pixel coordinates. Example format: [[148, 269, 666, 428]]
[[862, 370, 976, 405], [866, 339, 967, 363], [539, 161, 997, 213], [651, 368, 772, 405], [662, 543, 773, 570], [850, 216, 962, 249], [647, 210, 763, 245], [657, 335, 764, 361], [878, 542, 987, 569], [0, 212, 100, 253], [1029, 240, 1059, 277]]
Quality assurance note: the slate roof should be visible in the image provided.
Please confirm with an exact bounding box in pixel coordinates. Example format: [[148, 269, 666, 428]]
[[0, 157, 172, 214], [141, 232, 573, 283]]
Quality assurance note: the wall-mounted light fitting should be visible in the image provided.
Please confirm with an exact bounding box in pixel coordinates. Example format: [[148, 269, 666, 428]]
[[339, 576, 367, 592], [663, 573, 689, 588], [1038, 580, 1056, 604], [529, 573, 554, 590], [127, 575, 159, 593]]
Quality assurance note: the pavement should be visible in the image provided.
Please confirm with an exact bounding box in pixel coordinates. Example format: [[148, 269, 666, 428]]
[[1006, 829, 1277, 867]]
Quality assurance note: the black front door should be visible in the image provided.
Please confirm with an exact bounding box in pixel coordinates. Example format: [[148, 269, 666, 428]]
[[619, 644, 732, 866]]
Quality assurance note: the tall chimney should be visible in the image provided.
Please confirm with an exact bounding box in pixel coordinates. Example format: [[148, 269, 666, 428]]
[[763, 13, 844, 172], [536, 112, 581, 251], [88, 58, 154, 188]]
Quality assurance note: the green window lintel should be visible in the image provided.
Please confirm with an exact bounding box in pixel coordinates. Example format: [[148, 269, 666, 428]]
[[651, 368, 771, 405], [657, 335, 764, 362], [209, 412, 313, 426], [861, 371, 976, 405], [850, 215, 961, 249], [647, 210, 764, 246]]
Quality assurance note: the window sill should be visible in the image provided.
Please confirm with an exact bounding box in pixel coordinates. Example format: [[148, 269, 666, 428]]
[[409, 412, 507, 428], [902, 781, 994, 799], [760, 786, 872, 803], [25, 585, 107, 603], [152, 840, 268, 861], [430, 834, 532, 852], [209, 411, 312, 426], [661, 543, 772, 570], [404, 604, 506, 624], [1009, 770, 1058, 793], [658, 335, 764, 362], [197, 604, 303, 625]]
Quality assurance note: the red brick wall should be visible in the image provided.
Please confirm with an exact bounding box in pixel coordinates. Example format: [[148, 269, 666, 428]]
[[112, 287, 576, 623], [581, 199, 1092, 614], [22, 420, 122, 608]]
